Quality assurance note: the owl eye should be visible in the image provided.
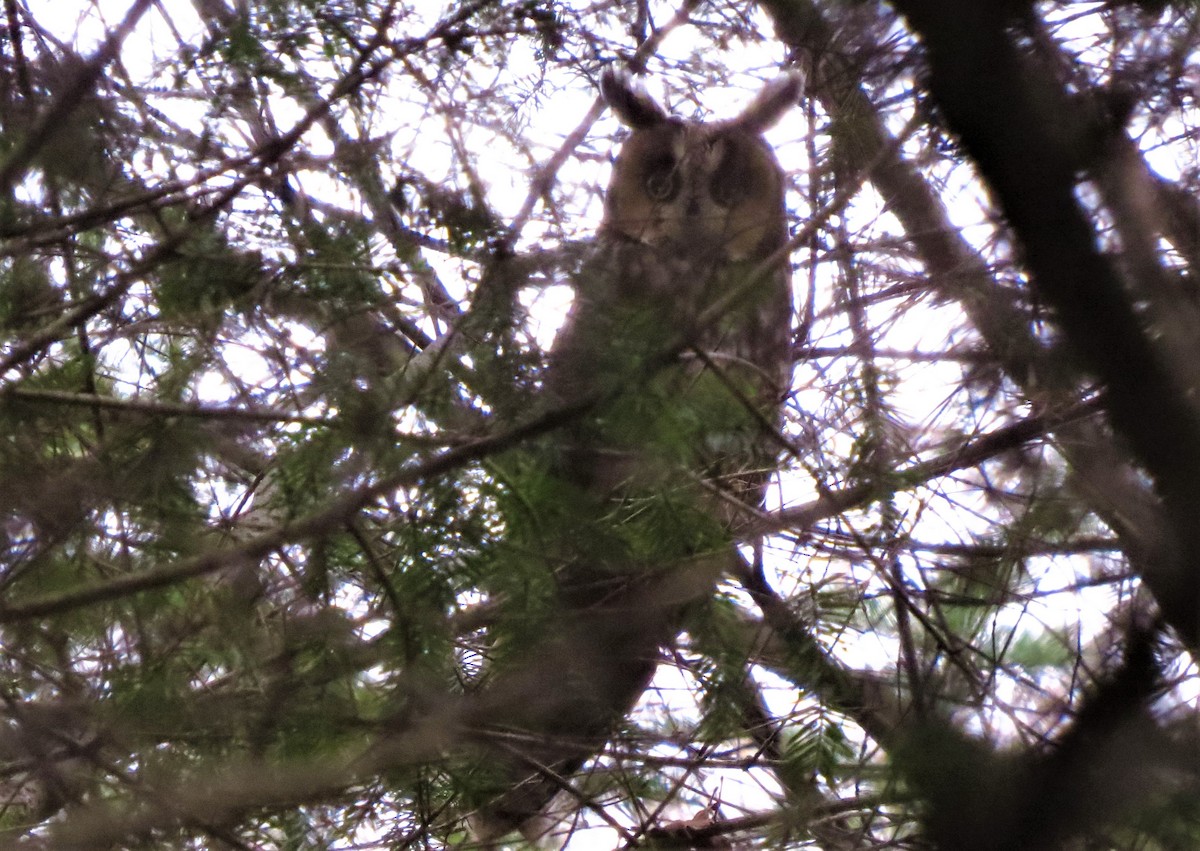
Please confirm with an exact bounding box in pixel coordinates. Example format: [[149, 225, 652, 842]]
[[709, 137, 749, 207], [644, 166, 678, 201], [710, 171, 746, 208]]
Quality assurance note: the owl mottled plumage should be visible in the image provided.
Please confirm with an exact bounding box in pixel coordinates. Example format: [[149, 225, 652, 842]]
[[468, 70, 800, 841]]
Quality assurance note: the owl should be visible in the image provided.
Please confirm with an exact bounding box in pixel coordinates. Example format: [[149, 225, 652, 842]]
[[467, 69, 801, 841]]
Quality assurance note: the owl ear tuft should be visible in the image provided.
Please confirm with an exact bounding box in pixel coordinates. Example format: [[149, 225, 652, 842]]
[[733, 71, 804, 134], [600, 69, 668, 128]]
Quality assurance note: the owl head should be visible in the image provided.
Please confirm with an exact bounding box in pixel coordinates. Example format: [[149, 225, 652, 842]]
[[599, 69, 802, 262]]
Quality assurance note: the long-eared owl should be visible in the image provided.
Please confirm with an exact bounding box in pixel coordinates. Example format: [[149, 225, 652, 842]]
[[469, 69, 801, 841], [551, 69, 797, 425]]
